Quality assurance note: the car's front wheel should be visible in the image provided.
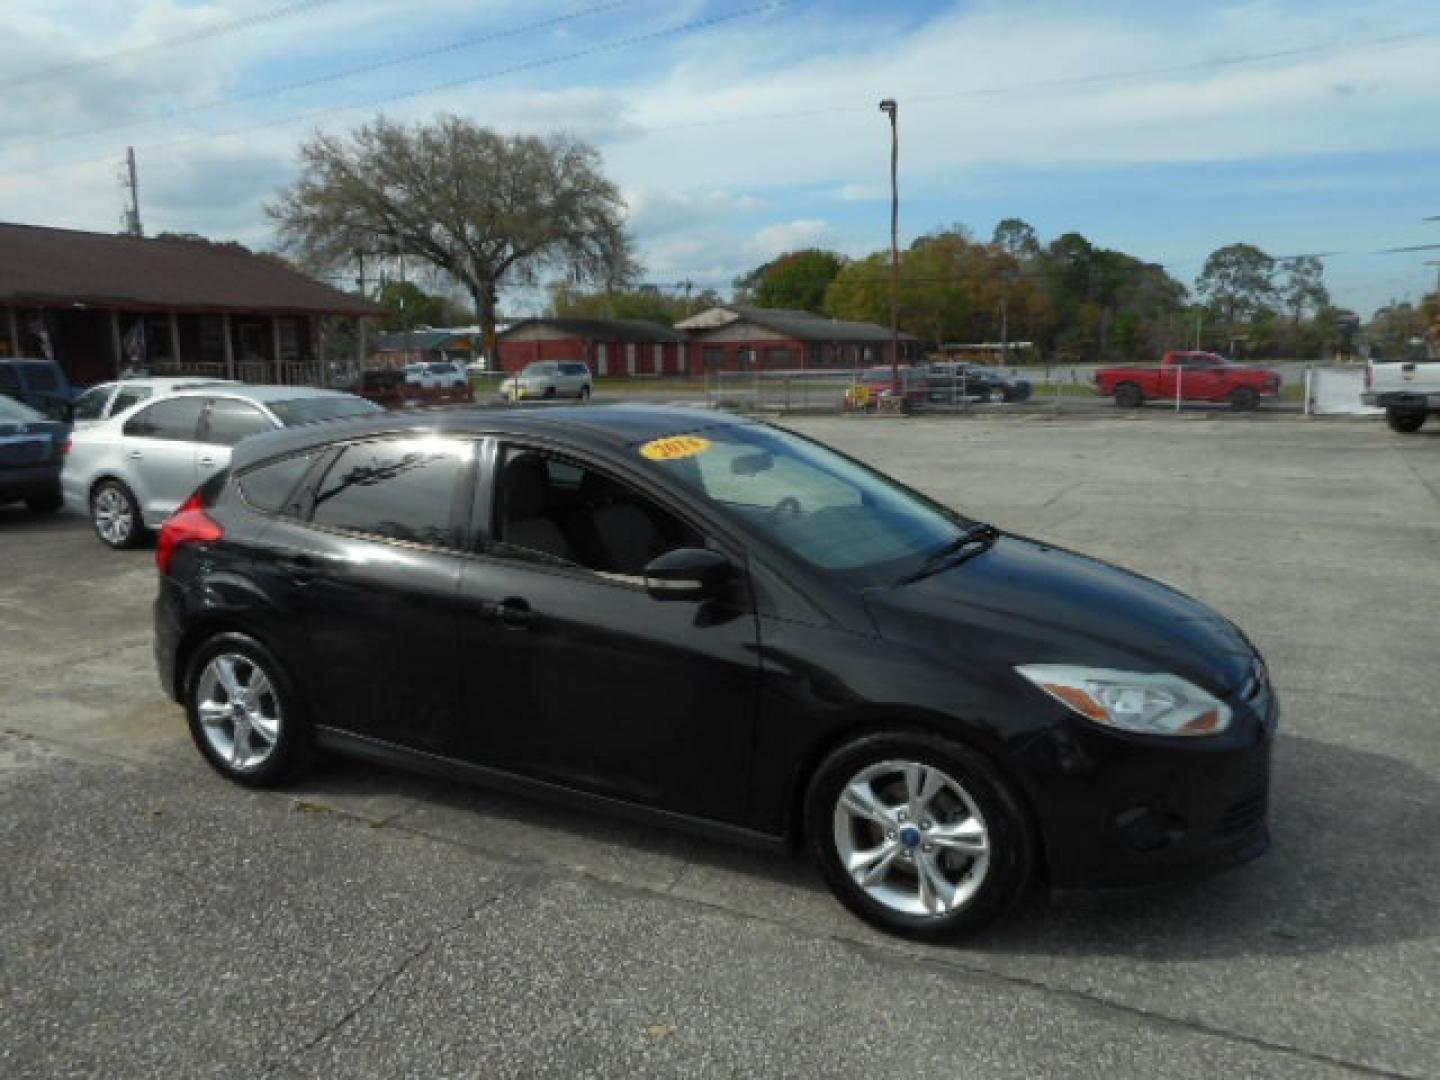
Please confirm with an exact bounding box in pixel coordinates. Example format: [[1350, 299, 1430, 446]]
[[580, 385, 592, 401], [806, 733, 1035, 940], [90, 479, 144, 549], [184, 633, 314, 788]]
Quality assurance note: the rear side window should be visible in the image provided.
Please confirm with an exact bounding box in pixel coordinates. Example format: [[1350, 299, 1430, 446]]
[[309, 437, 472, 548], [202, 398, 275, 446], [72, 384, 115, 421], [238, 451, 319, 515], [20, 363, 58, 392], [109, 385, 152, 416], [0, 366, 19, 393], [122, 397, 205, 441], [561, 363, 588, 376]]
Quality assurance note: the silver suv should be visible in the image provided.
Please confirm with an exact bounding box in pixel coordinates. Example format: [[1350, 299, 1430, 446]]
[[500, 361, 593, 402], [62, 385, 381, 548]]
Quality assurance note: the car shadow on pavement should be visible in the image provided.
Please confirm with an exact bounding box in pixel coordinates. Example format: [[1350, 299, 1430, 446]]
[[287, 730, 1435, 960]]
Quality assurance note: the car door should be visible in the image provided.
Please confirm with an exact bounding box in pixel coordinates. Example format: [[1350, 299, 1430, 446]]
[[1180, 357, 1222, 400], [118, 396, 208, 521], [455, 442, 761, 826], [195, 396, 279, 483], [256, 434, 476, 754]]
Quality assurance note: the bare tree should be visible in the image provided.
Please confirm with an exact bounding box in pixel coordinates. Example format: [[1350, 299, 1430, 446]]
[[268, 114, 637, 359]]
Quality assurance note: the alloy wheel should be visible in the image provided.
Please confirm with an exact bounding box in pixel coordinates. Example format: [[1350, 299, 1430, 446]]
[[832, 759, 991, 917], [93, 486, 134, 546], [194, 653, 283, 772]]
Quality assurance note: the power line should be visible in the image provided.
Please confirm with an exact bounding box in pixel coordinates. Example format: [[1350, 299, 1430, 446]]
[[0, 1, 795, 182], [9, 0, 342, 88], [4, 0, 637, 153], [632, 24, 1440, 135]]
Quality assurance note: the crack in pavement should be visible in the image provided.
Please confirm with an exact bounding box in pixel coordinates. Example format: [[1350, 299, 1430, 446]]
[[261, 875, 535, 1076]]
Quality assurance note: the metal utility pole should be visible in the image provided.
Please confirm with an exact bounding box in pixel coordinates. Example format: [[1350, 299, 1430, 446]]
[[122, 147, 142, 237], [879, 98, 900, 394]]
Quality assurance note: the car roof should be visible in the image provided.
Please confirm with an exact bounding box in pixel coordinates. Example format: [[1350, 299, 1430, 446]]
[[166, 384, 362, 405], [115, 376, 240, 389], [230, 403, 757, 471]]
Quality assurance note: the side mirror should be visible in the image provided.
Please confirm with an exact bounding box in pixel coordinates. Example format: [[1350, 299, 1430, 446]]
[[643, 547, 732, 602]]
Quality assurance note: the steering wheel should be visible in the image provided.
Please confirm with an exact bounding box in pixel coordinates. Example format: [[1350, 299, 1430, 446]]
[[770, 495, 803, 519]]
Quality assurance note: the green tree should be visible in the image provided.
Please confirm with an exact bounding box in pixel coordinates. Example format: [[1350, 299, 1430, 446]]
[[1196, 243, 1276, 328], [991, 217, 1040, 261], [734, 249, 845, 312], [547, 283, 720, 325], [268, 114, 637, 361]]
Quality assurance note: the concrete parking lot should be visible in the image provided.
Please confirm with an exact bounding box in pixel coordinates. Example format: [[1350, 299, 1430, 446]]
[[2, 413, 1437, 1079]]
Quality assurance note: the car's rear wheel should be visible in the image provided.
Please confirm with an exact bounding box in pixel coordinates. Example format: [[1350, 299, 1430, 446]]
[[90, 480, 144, 549], [26, 488, 63, 514], [806, 733, 1035, 940], [1114, 382, 1144, 408], [1386, 407, 1426, 433], [184, 633, 314, 788], [1229, 386, 1259, 411], [544, 386, 557, 399]]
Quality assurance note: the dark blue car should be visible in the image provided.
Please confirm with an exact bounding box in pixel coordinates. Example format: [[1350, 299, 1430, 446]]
[[0, 393, 68, 513]]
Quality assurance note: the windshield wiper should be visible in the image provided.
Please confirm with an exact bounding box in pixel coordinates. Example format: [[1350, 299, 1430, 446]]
[[899, 523, 1000, 585]]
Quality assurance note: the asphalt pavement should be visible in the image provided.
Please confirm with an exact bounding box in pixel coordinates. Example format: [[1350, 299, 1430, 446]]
[[2, 413, 1437, 1079]]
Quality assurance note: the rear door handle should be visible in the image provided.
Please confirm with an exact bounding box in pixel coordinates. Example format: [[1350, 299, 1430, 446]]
[[198, 456, 218, 467], [126, 449, 143, 460], [489, 597, 534, 630]]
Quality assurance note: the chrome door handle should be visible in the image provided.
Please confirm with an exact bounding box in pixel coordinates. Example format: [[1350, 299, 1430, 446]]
[[126, 449, 143, 459], [198, 456, 218, 467]]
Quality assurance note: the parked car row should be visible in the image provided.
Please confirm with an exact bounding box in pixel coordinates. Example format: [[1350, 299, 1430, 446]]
[[844, 364, 1034, 411]]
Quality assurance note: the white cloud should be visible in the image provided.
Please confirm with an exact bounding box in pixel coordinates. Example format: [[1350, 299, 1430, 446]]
[[751, 219, 832, 256], [623, 186, 764, 238]]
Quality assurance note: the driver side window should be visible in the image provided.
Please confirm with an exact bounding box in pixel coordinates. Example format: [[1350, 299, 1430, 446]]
[[491, 447, 700, 577]]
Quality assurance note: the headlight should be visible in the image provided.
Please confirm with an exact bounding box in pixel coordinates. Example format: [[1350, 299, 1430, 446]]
[[1015, 664, 1231, 737]]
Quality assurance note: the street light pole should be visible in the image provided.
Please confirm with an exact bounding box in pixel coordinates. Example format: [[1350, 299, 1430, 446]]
[[879, 98, 900, 395]]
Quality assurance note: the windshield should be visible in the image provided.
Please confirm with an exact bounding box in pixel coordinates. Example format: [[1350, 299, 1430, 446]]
[[268, 395, 382, 427], [0, 395, 45, 423], [644, 422, 971, 585]]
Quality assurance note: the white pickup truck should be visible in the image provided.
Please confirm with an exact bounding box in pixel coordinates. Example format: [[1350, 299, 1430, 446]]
[[1363, 341, 1440, 433]]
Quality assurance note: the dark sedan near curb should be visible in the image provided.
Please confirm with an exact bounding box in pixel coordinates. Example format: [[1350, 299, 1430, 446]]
[[153, 405, 1275, 939]]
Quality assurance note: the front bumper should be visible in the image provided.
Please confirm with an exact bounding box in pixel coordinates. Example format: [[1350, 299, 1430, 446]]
[[1363, 391, 1440, 409], [1017, 681, 1278, 889]]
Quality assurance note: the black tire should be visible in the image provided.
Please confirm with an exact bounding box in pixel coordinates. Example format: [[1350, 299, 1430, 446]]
[[544, 386, 557, 399], [1386, 408, 1426, 434], [1229, 386, 1259, 412], [580, 385, 592, 401], [805, 732, 1036, 941], [26, 487, 63, 514], [90, 479, 146, 549], [183, 632, 315, 789], [1114, 382, 1144, 408]]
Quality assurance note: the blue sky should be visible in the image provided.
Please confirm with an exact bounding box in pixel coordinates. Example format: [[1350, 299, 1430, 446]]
[[1, 0, 1437, 316]]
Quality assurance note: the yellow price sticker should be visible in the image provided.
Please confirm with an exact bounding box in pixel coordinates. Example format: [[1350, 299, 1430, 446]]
[[639, 434, 712, 461]]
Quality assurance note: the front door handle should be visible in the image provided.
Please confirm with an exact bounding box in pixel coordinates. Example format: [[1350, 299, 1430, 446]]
[[490, 597, 534, 630], [198, 456, 218, 468], [126, 449, 143, 460]]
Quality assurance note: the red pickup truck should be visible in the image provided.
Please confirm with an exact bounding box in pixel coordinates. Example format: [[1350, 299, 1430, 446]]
[[1094, 351, 1282, 410]]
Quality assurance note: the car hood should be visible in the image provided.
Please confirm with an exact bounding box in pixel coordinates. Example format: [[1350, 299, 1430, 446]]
[[862, 535, 1257, 695]]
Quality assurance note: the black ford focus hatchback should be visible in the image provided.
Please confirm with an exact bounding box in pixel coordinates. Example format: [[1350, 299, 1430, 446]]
[[154, 405, 1275, 939]]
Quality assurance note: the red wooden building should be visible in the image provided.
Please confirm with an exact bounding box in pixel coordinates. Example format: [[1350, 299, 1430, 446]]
[[677, 304, 919, 372], [498, 318, 687, 376]]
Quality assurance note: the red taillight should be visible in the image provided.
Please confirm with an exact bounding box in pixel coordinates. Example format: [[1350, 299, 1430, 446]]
[[156, 492, 224, 575], [62, 438, 72, 455]]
